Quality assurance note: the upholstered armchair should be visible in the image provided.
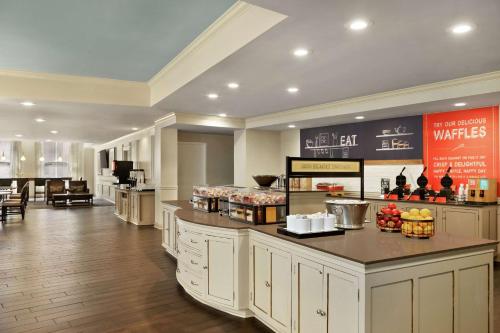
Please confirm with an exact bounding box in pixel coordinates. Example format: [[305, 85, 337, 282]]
[[45, 179, 66, 205], [67, 180, 89, 194]]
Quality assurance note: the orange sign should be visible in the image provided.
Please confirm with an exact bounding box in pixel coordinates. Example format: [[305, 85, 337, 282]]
[[423, 106, 499, 194]]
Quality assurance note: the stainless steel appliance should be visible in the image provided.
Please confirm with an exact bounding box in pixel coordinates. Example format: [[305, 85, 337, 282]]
[[325, 199, 369, 229]]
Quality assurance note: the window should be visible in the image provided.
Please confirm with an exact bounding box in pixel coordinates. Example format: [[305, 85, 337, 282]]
[[41, 142, 70, 178], [0, 141, 13, 178]]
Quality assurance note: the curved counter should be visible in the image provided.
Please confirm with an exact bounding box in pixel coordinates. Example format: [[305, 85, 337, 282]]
[[162, 200, 498, 333]]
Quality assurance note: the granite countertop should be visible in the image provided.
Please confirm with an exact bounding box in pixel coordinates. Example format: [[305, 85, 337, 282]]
[[162, 200, 498, 265]]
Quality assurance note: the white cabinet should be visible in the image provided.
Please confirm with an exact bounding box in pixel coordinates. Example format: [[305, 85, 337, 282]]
[[175, 219, 249, 317], [294, 257, 326, 333], [293, 256, 359, 333], [204, 235, 234, 306], [250, 240, 292, 332], [442, 207, 480, 237], [162, 203, 179, 257]]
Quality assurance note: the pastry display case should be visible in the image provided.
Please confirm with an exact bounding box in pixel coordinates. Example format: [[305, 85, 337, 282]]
[[228, 190, 286, 224], [192, 186, 219, 212]]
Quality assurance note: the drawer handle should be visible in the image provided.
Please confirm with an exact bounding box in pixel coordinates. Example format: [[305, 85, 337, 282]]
[[190, 239, 198, 244], [176, 268, 180, 273], [203, 266, 208, 270], [265, 281, 271, 288], [190, 259, 198, 265], [177, 232, 181, 236], [190, 280, 199, 286]]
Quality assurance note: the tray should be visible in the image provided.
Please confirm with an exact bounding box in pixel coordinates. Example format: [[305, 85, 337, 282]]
[[277, 226, 345, 239]]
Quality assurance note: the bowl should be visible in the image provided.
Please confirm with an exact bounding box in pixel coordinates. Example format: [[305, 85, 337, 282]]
[[252, 175, 278, 188]]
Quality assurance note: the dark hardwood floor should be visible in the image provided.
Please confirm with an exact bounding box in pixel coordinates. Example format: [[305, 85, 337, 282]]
[[1, 206, 499, 332], [0, 207, 271, 333]]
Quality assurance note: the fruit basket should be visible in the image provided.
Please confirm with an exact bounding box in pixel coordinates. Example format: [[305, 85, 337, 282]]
[[376, 203, 403, 232], [400, 208, 435, 239]]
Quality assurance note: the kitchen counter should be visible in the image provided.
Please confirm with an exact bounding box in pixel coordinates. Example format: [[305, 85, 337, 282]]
[[166, 200, 497, 265], [115, 188, 155, 225], [161, 200, 497, 333]]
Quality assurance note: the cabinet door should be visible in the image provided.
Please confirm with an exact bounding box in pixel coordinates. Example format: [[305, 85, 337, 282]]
[[252, 242, 270, 314], [443, 208, 479, 238], [270, 248, 292, 329], [325, 267, 359, 333], [205, 235, 234, 306], [294, 257, 326, 333]]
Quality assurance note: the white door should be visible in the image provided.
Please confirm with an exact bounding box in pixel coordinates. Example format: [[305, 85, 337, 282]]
[[204, 235, 234, 306], [325, 267, 359, 333], [270, 248, 292, 329], [294, 257, 326, 333], [252, 242, 271, 314], [178, 142, 206, 200]]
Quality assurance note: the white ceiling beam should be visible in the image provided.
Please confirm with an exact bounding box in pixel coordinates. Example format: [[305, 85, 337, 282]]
[[0, 69, 149, 106], [245, 70, 500, 128], [148, 1, 287, 106]]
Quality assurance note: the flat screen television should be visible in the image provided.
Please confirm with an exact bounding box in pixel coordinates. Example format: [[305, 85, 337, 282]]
[[99, 150, 109, 169]]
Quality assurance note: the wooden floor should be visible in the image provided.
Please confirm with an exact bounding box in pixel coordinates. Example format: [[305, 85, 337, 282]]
[[0, 207, 271, 333], [0, 207, 499, 333]]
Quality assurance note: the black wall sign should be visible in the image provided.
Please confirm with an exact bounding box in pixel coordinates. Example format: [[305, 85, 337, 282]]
[[300, 116, 423, 160]]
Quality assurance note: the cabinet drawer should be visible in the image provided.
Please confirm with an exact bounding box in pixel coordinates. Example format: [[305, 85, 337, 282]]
[[178, 240, 203, 275], [178, 229, 204, 252], [178, 261, 203, 295]]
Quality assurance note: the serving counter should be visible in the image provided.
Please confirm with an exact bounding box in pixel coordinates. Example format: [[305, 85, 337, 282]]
[[161, 200, 497, 333], [114, 188, 155, 225]]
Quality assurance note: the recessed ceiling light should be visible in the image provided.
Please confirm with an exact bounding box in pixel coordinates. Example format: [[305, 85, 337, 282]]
[[131, 127, 139, 131], [348, 19, 369, 31], [355, 116, 365, 120], [207, 93, 219, 100], [293, 48, 309, 57], [218, 113, 227, 117], [20, 101, 35, 107], [288, 124, 296, 128], [287, 87, 299, 94], [15, 134, 23, 138], [35, 118, 45, 123], [39, 156, 45, 162], [50, 130, 58, 134], [45, 139, 52, 142], [227, 82, 239, 89], [454, 102, 467, 107], [450, 23, 473, 34]]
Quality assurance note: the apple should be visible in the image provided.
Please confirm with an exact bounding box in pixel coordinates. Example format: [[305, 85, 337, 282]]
[[378, 220, 387, 227], [387, 203, 397, 209], [387, 221, 396, 228], [383, 216, 390, 222], [381, 208, 392, 215], [395, 220, 403, 228], [391, 209, 401, 216], [391, 216, 400, 222]]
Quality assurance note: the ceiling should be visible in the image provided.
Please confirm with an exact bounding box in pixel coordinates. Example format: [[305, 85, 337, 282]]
[[0, 0, 236, 81], [0, 99, 165, 143], [157, 0, 500, 118]]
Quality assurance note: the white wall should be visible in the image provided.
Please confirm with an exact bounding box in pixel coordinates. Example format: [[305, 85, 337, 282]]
[[178, 131, 234, 186], [234, 129, 282, 187]]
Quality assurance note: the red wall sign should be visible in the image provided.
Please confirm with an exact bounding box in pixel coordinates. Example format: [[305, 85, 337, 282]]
[[423, 106, 499, 194]]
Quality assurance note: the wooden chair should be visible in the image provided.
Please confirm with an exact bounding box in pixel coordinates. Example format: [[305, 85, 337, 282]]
[[67, 180, 89, 194], [1, 183, 29, 222], [45, 179, 66, 205], [34, 178, 46, 202]]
